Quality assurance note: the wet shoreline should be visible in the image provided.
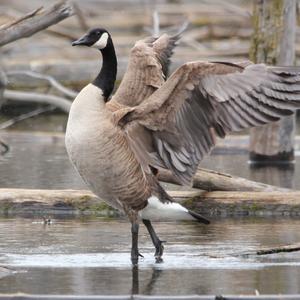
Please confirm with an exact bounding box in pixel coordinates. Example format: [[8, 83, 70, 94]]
[[1, 217, 300, 295]]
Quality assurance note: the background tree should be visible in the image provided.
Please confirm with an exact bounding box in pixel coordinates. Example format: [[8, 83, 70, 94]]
[[249, 0, 297, 163]]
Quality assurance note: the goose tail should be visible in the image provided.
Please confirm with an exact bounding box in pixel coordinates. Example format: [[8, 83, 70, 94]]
[[139, 195, 210, 224], [188, 209, 210, 224]]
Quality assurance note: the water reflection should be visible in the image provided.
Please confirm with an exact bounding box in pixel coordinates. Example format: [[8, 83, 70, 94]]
[[0, 132, 300, 190], [1, 217, 300, 295], [249, 164, 295, 189], [131, 267, 164, 295], [132, 266, 139, 294]]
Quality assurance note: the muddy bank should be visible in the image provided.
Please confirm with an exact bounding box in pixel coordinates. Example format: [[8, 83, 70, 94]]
[[1, 188, 300, 217]]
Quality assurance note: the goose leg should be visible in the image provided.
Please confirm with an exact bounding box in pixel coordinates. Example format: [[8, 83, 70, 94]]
[[131, 221, 143, 265], [142, 219, 165, 263]]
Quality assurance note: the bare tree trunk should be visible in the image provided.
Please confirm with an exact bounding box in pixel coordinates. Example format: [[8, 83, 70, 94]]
[[249, 0, 296, 163]]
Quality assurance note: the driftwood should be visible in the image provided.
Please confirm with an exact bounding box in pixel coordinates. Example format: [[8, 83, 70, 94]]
[[255, 243, 300, 255], [1, 188, 300, 217], [0, 106, 56, 130], [0, 140, 9, 155], [158, 168, 290, 192], [73, 2, 89, 31], [241, 243, 300, 256], [183, 190, 300, 217], [0, 2, 75, 113], [6, 70, 77, 99], [3, 89, 71, 112], [0, 1, 75, 47]]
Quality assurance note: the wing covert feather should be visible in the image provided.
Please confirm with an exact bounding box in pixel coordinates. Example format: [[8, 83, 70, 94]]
[[111, 32, 181, 107], [120, 62, 300, 185]]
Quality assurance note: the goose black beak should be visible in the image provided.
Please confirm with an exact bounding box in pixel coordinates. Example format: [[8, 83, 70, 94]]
[[72, 35, 89, 46]]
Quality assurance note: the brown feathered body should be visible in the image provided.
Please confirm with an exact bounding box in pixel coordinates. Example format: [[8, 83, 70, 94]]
[[65, 84, 151, 212]]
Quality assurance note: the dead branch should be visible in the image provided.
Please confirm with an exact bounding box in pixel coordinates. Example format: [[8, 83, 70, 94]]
[[73, 2, 89, 31], [0, 140, 9, 155], [3, 90, 71, 113], [0, 105, 56, 130], [152, 10, 160, 37], [0, 68, 9, 155], [0, 1, 75, 47], [241, 243, 300, 256], [256, 243, 300, 255], [0, 6, 43, 30], [45, 26, 78, 40], [158, 168, 290, 192], [6, 70, 77, 99]]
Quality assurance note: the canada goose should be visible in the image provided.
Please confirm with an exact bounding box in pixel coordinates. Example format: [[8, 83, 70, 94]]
[[66, 27, 300, 265]]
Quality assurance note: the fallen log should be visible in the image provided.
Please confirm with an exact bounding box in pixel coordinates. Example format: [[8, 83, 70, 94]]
[[6, 70, 77, 99], [0, 1, 75, 47], [1, 188, 300, 217], [183, 190, 300, 217], [3, 89, 71, 112], [158, 168, 290, 192]]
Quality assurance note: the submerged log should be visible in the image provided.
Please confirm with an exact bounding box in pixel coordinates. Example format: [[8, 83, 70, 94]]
[[241, 242, 300, 256], [1, 188, 300, 217], [158, 168, 290, 192], [255, 243, 300, 256]]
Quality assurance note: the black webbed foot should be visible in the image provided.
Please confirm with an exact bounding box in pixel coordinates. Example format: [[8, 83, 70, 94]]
[[143, 219, 166, 263], [154, 240, 165, 263]]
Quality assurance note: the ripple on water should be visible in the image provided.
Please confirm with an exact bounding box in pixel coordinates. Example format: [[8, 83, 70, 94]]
[[2, 251, 300, 270]]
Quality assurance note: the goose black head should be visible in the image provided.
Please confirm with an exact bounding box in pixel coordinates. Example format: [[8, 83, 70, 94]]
[[72, 28, 111, 50]]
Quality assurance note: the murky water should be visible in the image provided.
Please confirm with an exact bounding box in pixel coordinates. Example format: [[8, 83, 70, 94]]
[[0, 131, 300, 190], [1, 132, 300, 295], [1, 217, 300, 295]]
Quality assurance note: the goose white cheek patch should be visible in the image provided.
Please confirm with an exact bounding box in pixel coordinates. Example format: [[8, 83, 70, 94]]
[[92, 32, 109, 49]]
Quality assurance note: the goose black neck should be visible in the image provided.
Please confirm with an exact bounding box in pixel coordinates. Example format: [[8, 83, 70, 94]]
[[92, 39, 117, 101]]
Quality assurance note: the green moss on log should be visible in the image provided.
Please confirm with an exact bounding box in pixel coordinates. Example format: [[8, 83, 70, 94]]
[[0, 201, 13, 215], [66, 196, 119, 216]]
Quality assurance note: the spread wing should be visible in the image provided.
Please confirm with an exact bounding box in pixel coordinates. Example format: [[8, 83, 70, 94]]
[[119, 61, 300, 185], [110, 31, 182, 107]]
